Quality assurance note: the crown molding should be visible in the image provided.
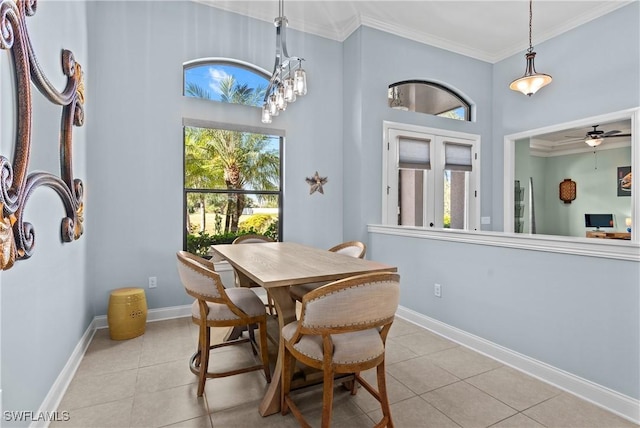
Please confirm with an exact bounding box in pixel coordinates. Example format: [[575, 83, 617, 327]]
[[530, 139, 631, 158], [494, 1, 634, 62], [197, 1, 635, 64]]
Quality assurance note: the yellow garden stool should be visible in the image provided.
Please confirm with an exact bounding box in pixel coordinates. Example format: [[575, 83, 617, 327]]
[[107, 287, 147, 340]]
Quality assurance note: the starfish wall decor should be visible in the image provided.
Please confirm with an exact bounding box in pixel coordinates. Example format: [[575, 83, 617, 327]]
[[305, 171, 328, 195]]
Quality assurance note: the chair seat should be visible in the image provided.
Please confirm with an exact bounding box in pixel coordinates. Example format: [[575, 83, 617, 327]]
[[192, 287, 266, 321], [282, 321, 384, 365], [288, 281, 328, 301]]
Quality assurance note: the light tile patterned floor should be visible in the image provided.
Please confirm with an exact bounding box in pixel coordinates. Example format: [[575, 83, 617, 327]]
[[51, 317, 637, 428]]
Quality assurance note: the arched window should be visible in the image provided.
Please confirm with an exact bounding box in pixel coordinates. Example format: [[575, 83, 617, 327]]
[[183, 58, 269, 107], [388, 80, 471, 121], [182, 59, 282, 256]]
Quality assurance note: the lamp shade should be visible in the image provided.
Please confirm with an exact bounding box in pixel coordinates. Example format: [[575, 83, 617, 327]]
[[509, 52, 552, 96], [585, 137, 603, 147]]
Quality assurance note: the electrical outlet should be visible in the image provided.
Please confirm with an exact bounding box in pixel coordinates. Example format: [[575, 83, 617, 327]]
[[434, 283, 442, 298], [148, 276, 157, 288]]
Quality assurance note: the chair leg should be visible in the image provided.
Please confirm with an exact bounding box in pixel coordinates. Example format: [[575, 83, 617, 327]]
[[259, 319, 271, 382], [197, 325, 211, 397], [248, 324, 258, 355], [376, 361, 393, 428], [321, 365, 335, 428], [266, 291, 276, 315], [350, 372, 359, 395]]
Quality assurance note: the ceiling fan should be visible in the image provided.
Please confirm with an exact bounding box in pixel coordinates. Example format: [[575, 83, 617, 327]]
[[566, 125, 631, 147]]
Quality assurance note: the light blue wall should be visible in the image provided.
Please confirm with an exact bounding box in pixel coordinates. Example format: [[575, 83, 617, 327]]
[[367, 0, 640, 402], [491, 2, 640, 229], [343, 26, 494, 242], [0, 1, 89, 423], [1, 0, 638, 419], [369, 232, 640, 399], [85, 1, 344, 316]]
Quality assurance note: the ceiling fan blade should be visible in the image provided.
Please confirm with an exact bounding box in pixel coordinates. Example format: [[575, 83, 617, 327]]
[[602, 130, 621, 137], [603, 133, 631, 138]]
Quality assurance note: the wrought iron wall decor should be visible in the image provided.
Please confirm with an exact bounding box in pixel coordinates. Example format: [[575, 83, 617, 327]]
[[0, 0, 85, 270]]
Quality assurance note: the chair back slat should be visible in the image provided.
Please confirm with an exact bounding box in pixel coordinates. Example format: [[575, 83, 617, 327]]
[[176, 251, 224, 300], [301, 272, 399, 329]]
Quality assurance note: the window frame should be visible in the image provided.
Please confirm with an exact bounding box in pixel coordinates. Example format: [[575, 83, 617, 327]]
[[382, 121, 480, 231], [181, 119, 284, 250], [388, 80, 472, 121]]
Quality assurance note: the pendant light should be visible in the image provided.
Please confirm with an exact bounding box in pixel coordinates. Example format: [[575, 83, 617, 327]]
[[261, 0, 308, 123], [509, 0, 552, 96]]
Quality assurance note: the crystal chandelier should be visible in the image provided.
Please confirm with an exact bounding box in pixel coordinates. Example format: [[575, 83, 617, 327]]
[[509, 0, 552, 96], [261, 0, 307, 123]]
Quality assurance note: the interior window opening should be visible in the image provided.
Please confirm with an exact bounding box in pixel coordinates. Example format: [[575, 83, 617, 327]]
[[388, 80, 471, 121]]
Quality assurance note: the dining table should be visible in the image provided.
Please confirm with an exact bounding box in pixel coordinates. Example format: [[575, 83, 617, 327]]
[[210, 241, 398, 416]]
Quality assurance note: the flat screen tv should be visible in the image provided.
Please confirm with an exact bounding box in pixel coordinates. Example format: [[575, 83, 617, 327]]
[[584, 214, 614, 229]]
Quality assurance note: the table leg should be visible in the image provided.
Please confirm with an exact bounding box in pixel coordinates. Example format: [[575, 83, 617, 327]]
[[259, 286, 296, 416]]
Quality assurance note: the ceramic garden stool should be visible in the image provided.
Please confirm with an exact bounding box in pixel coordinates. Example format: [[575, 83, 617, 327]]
[[107, 287, 147, 340]]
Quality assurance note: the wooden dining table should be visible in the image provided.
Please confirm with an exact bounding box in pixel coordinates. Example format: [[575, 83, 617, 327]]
[[210, 241, 398, 416]]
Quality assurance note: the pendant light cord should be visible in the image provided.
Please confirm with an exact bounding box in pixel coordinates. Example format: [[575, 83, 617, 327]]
[[528, 0, 533, 53]]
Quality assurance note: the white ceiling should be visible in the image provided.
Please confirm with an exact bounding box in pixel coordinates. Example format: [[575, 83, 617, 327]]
[[198, 0, 633, 63]]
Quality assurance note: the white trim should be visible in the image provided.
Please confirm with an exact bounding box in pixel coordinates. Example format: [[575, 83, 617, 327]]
[[368, 224, 640, 262], [94, 304, 192, 330], [35, 304, 195, 427], [30, 321, 97, 428], [182, 57, 270, 78], [530, 139, 631, 158], [382, 121, 481, 231], [33, 303, 640, 427], [197, 1, 632, 64], [396, 306, 640, 425]]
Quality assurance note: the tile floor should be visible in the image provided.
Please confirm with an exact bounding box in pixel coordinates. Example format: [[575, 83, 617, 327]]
[[52, 317, 637, 428]]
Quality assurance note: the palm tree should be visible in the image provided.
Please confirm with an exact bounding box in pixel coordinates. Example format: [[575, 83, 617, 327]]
[[184, 127, 223, 232], [217, 75, 265, 106], [184, 75, 276, 233], [207, 129, 278, 232]]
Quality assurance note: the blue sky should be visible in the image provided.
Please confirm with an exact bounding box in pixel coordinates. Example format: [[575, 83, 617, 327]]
[[185, 64, 268, 105]]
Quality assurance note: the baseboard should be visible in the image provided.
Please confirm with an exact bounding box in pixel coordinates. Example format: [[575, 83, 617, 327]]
[[32, 305, 192, 428], [93, 304, 192, 329], [396, 306, 640, 425], [30, 320, 98, 428], [34, 304, 639, 427]]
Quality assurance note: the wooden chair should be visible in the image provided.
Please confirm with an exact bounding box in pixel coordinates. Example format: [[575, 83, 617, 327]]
[[289, 241, 367, 302], [232, 234, 277, 314], [281, 272, 400, 428], [176, 251, 270, 397]]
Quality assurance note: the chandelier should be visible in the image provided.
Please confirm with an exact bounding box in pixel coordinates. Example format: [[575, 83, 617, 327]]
[[509, 0, 552, 96], [261, 0, 307, 123]]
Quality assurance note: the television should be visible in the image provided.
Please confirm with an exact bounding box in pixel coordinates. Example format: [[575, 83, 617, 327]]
[[584, 214, 614, 229]]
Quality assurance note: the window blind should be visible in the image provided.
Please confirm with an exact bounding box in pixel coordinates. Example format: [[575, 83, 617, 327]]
[[399, 137, 431, 170], [444, 142, 472, 171]]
